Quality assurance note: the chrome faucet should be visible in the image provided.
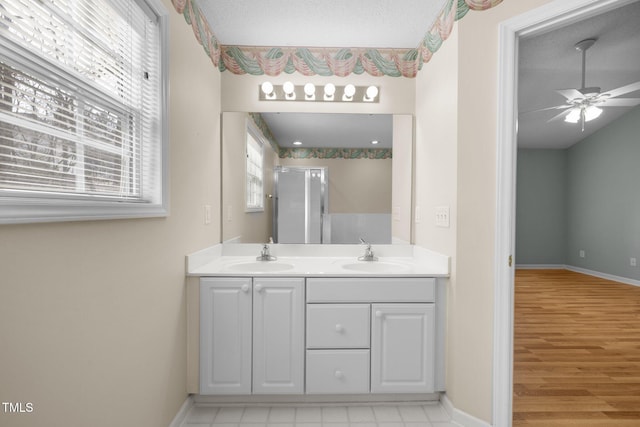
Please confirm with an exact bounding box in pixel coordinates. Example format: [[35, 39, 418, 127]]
[[358, 238, 378, 262], [257, 244, 277, 261]]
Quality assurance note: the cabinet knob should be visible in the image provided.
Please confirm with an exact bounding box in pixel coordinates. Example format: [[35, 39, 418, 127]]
[[334, 370, 344, 379], [241, 284, 249, 293], [255, 284, 263, 292], [335, 324, 344, 333], [375, 310, 383, 318]]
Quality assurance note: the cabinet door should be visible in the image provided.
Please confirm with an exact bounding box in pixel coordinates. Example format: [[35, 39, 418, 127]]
[[371, 303, 435, 393], [200, 277, 252, 394], [253, 277, 305, 394]]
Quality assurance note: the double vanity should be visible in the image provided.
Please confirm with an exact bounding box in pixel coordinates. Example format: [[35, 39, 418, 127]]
[[186, 243, 449, 400]]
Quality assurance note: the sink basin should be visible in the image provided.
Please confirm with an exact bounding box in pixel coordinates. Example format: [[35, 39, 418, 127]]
[[226, 261, 295, 273], [341, 261, 410, 273]]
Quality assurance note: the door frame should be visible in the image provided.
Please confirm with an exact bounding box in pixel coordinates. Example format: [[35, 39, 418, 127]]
[[493, 0, 638, 425]]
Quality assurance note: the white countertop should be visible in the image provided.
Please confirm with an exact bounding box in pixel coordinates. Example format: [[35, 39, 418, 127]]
[[186, 244, 450, 277]]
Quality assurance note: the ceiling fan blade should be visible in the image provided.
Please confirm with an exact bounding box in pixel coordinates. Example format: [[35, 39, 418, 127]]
[[556, 88, 584, 100], [601, 81, 640, 98], [600, 98, 640, 107], [520, 104, 571, 115], [547, 109, 572, 123]]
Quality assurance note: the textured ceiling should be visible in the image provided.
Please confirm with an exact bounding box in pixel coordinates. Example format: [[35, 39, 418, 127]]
[[518, 0, 640, 149], [197, 0, 448, 49]]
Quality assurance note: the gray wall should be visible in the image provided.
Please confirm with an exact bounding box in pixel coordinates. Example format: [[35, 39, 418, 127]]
[[516, 149, 567, 264], [517, 106, 640, 281]]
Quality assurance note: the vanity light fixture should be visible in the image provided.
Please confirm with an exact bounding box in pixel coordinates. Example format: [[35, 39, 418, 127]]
[[364, 85, 379, 102], [258, 82, 379, 103], [261, 81, 275, 99], [283, 81, 296, 100], [324, 83, 336, 101], [342, 84, 356, 101], [304, 83, 316, 100]]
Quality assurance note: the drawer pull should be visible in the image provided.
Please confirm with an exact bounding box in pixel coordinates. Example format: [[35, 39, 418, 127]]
[[241, 284, 249, 293], [255, 284, 263, 292], [334, 370, 344, 379], [335, 324, 344, 333], [375, 310, 383, 318]]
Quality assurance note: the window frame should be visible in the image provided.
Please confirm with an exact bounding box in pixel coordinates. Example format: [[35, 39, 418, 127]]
[[0, 0, 169, 224], [245, 120, 265, 213]]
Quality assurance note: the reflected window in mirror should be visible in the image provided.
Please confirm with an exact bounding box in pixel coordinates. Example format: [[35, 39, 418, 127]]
[[246, 122, 265, 212]]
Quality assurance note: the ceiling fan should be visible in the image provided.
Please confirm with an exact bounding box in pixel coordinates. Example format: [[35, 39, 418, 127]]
[[529, 38, 640, 131]]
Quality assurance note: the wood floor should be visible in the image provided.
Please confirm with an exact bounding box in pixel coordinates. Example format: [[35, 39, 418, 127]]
[[513, 269, 640, 426]]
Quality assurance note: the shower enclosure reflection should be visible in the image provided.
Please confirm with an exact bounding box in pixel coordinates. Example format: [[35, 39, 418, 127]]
[[274, 166, 328, 244]]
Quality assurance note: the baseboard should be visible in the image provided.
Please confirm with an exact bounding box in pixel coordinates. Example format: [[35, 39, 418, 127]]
[[193, 393, 439, 405], [168, 395, 194, 427], [515, 264, 566, 270], [441, 394, 492, 427], [565, 265, 640, 288]]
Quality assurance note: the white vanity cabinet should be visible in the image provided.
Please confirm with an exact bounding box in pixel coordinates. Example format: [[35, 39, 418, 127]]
[[305, 277, 442, 394], [200, 277, 304, 395], [371, 304, 435, 393]]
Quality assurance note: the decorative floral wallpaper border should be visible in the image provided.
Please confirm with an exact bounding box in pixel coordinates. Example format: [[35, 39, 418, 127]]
[[280, 147, 392, 160], [248, 113, 392, 160], [171, 0, 502, 78]]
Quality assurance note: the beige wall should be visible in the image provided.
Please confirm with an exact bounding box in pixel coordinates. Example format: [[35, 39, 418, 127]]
[[414, 1, 556, 422], [222, 113, 278, 243], [279, 157, 392, 214], [414, 20, 460, 413], [0, 1, 221, 426]]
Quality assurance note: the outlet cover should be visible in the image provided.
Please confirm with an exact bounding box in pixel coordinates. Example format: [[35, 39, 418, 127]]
[[579, 250, 585, 258], [631, 258, 637, 267], [204, 205, 212, 224]]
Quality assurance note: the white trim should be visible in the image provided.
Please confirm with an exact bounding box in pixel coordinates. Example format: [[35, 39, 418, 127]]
[[565, 265, 640, 288], [515, 264, 566, 270], [168, 395, 194, 427], [441, 394, 492, 427], [495, 2, 639, 427]]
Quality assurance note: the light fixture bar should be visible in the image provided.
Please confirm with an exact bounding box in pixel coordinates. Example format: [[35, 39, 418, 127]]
[[259, 83, 380, 103]]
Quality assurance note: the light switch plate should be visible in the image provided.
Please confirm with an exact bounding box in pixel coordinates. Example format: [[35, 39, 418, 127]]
[[435, 206, 450, 228]]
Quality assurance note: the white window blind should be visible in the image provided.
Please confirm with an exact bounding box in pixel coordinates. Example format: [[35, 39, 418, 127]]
[[0, 0, 167, 223], [246, 128, 264, 211]]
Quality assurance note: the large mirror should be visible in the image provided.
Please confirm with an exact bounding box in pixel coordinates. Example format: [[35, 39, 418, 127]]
[[221, 112, 413, 244]]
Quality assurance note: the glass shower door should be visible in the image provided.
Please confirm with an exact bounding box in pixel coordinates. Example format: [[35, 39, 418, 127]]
[[274, 167, 328, 244]]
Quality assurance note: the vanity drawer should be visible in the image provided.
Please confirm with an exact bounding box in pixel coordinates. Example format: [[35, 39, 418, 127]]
[[307, 277, 435, 303], [306, 349, 370, 394], [307, 304, 370, 349]]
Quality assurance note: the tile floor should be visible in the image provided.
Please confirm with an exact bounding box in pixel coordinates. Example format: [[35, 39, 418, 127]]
[[180, 403, 461, 427]]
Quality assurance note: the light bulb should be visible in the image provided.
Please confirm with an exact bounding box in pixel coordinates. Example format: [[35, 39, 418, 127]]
[[293, 141, 302, 146], [584, 106, 602, 122], [364, 85, 378, 101], [342, 84, 356, 101], [283, 81, 295, 95], [371, 140, 379, 145], [261, 81, 274, 96], [324, 83, 336, 97], [304, 83, 315, 97], [564, 108, 581, 123]]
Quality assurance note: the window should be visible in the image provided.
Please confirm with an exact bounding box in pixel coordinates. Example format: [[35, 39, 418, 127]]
[[245, 123, 264, 212], [0, 0, 168, 223]]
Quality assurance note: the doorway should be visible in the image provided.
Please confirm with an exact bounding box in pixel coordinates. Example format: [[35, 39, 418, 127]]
[[494, 0, 640, 426]]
